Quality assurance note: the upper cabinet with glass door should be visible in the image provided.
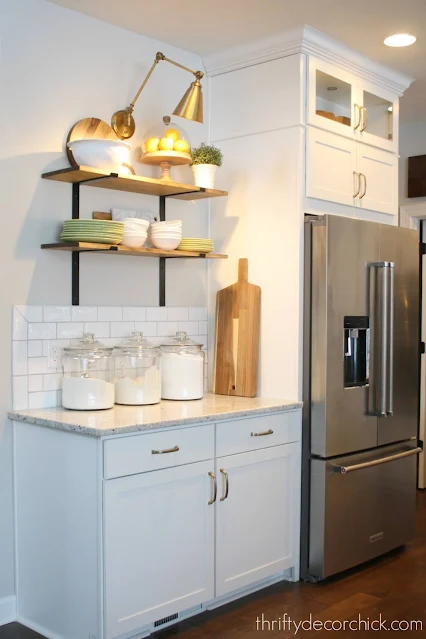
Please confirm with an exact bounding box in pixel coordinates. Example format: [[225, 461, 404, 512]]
[[357, 84, 398, 153], [307, 58, 398, 153]]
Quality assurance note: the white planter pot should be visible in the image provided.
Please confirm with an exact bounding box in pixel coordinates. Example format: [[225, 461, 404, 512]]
[[192, 164, 218, 189]]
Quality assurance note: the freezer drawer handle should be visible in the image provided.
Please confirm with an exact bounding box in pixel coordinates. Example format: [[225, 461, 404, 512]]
[[333, 447, 422, 474], [251, 428, 274, 437]]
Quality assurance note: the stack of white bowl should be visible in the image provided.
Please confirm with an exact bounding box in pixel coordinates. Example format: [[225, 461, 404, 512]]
[[151, 220, 182, 250], [120, 218, 150, 248]]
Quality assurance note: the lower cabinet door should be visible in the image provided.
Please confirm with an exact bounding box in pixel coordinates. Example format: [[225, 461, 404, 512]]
[[215, 443, 299, 597], [104, 461, 215, 639], [357, 144, 398, 216]]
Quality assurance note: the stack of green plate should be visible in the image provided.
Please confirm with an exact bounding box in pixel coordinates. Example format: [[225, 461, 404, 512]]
[[178, 238, 214, 253], [60, 220, 124, 245]]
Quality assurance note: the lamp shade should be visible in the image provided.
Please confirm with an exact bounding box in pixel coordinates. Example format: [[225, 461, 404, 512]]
[[173, 80, 203, 124]]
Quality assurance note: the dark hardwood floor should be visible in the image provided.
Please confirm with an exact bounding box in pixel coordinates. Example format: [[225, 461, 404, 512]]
[[2, 490, 426, 638]]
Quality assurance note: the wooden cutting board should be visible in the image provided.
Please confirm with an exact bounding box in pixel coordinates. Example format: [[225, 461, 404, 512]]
[[213, 258, 261, 398], [66, 117, 119, 166]]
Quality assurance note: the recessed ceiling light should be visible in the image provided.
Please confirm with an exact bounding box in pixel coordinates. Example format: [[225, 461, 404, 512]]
[[384, 33, 416, 47], [327, 86, 338, 91]]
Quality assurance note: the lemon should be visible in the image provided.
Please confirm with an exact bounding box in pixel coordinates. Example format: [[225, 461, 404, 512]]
[[159, 137, 174, 151], [165, 128, 180, 142], [145, 137, 160, 153], [174, 139, 190, 153]]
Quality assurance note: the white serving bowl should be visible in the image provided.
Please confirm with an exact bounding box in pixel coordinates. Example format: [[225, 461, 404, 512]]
[[151, 233, 182, 239], [124, 219, 149, 228], [120, 235, 147, 248], [67, 139, 131, 173], [151, 236, 181, 250], [152, 221, 182, 229]]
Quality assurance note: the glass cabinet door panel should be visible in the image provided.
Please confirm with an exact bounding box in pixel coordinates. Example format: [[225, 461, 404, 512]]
[[316, 71, 352, 128], [362, 91, 393, 141]]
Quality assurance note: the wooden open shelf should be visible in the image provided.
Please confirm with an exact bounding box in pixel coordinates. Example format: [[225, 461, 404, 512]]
[[41, 242, 227, 259], [42, 166, 228, 200]]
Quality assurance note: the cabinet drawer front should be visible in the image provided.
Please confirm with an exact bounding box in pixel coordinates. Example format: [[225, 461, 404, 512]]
[[104, 424, 214, 479], [216, 411, 300, 457]]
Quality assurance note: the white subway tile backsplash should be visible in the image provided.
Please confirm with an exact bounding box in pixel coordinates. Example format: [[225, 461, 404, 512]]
[[43, 306, 71, 322], [15, 306, 42, 322], [12, 306, 208, 410], [29, 391, 58, 409], [28, 340, 43, 357], [28, 357, 51, 375], [12, 308, 27, 340], [157, 322, 179, 337], [71, 306, 97, 322], [12, 376, 28, 410], [123, 307, 146, 321], [134, 322, 157, 336], [146, 307, 167, 322], [110, 322, 135, 338], [12, 342, 28, 376], [57, 323, 84, 339], [179, 321, 199, 335], [28, 375, 43, 392], [189, 307, 208, 321], [28, 323, 56, 340], [84, 322, 110, 338], [98, 307, 122, 321], [167, 307, 189, 321], [43, 374, 62, 392]]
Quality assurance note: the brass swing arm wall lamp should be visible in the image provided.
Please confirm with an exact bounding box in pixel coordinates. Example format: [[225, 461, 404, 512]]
[[111, 52, 204, 139]]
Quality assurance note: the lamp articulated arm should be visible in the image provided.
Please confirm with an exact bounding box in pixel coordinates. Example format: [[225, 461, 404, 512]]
[[111, 52, 204, 140]]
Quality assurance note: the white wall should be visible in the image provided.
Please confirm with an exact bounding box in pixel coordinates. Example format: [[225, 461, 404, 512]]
[[208, 55, 304, 401], [399, 119, 426, 207], [0, 0, 210, 606]]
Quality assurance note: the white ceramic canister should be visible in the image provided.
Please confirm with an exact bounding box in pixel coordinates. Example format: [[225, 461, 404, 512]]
[[160, 332, 205, 400], [113, 332, 161, 405], [62, 333, 114, 410]]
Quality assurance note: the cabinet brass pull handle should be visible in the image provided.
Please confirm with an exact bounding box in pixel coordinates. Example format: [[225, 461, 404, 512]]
[[353, 104, 361, 130], [220, 468, 229, 501], [251, 428, 274, 437], [353, 171, 360, 198], [151, 445, 179, 455], [208, 471, 217, 505], [360, 106, 368, 132], [359, 173, 367, 198]]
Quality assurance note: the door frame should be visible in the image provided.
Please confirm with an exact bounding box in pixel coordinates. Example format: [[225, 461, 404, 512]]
[[400, 202, 426, 489]]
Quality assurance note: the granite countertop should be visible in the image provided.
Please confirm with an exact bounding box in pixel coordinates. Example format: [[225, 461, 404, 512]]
[[8, 393, 302, 437]]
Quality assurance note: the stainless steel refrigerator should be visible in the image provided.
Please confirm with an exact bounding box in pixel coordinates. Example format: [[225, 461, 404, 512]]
[[301, 214, 422, 582]]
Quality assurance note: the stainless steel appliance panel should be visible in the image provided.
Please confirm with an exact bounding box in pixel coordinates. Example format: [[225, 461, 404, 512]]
[[309, 441, 420, 579], [378, 225, 420, 445], [311, 216, 379, 457]]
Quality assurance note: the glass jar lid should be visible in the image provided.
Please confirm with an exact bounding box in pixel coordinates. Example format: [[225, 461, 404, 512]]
[[114, 332, 159, 356], [63, 333, 113, 357], [161, 331, 203, 351]]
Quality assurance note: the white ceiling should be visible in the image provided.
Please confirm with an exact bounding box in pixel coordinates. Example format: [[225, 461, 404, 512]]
[[48, 0, 426, 121]]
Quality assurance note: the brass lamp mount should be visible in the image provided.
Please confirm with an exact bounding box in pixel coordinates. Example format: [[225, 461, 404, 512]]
[[111, 52, 204, 139]]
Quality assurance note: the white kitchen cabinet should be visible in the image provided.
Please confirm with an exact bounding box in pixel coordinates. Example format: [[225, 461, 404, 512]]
[[104, 460, 215, 639], [308, 56, 398, 153], [215, 443, 299, 597], [306, 128, 397, 217], [306, 127, 357, 207]]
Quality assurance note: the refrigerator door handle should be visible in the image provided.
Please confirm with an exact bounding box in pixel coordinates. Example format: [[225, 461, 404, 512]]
[[368, 262, 390, 417], [332, 446, 423, 474], [386, 264, 394, 416]]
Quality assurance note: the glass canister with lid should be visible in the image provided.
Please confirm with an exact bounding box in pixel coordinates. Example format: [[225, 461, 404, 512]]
[[160, 332, 205, 400], [62, 333, 114, 410], [114, 332, 161, 405]]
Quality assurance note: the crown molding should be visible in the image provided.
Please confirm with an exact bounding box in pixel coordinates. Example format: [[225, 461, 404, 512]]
[[203, 25, 414, 96]]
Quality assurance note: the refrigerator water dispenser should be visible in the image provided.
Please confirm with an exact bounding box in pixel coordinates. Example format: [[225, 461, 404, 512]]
[[344, 316, 369, 387]]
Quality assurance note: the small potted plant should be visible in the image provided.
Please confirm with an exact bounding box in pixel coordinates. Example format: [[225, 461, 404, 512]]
[[191, 143, 223, 189]]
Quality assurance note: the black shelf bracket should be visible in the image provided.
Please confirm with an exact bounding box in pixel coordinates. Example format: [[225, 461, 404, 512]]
[[159, 196, 166, 307], [71, 183, 80, 306]]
